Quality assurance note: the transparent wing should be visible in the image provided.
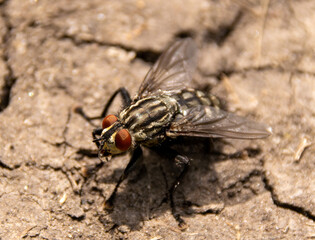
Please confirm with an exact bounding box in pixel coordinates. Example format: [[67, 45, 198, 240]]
[[167, 105, 272, 139], [136, 38, 197, 99]]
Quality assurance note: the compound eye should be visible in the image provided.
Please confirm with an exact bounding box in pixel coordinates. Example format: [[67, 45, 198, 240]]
[[102, 115, 118, 129], [115, 129, 131, 151]]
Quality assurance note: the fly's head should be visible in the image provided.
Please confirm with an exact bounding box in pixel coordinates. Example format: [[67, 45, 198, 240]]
[[94, 115, 133, 161]]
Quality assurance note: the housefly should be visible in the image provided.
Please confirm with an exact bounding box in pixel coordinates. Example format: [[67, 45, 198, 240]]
[[77, 38, 271, 228]]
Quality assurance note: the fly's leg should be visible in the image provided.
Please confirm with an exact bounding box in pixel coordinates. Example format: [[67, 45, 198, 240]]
[[99, 87, 131, 119], [104, 146, 143, 209], [170, 154, 191, 230], [75, 87, 132, 123], [92, 127, 103, 148], [153, 144, 191, 229], [76, 127, 103, 157]]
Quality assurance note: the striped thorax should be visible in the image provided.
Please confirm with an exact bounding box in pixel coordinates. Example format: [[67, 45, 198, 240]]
[[119, 94, 178, 145]]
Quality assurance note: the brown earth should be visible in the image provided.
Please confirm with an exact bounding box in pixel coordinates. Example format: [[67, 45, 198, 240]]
[[0, 0, 314, 239]]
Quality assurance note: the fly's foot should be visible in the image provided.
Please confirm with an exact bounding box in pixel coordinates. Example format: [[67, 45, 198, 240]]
[[178, 221, 188, 231], [73, 105, 84, 114], [175, 214, 188, 230], [73, 106, 89, 120], [73, 105, 99, 127]]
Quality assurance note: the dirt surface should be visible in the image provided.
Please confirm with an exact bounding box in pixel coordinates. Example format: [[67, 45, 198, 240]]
[[0, 0, 315, 239]]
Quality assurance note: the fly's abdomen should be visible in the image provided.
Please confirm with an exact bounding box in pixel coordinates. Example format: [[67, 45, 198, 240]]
[[119, 96, 178, 144], [172, 89, 220, 114]]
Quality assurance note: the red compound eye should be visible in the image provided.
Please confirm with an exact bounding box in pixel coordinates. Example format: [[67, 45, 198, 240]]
[[102, 115, 118, 129], [115, 129, 131, 151]]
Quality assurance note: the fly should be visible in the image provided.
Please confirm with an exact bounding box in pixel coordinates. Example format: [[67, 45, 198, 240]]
[[77, 38, 271, 228]]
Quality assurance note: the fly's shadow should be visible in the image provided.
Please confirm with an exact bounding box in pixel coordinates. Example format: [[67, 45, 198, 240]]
[[77, 136, 263, 229]]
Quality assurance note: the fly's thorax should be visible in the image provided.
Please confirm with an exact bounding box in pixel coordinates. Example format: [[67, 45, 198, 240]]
[[119, 95, 179, 144]]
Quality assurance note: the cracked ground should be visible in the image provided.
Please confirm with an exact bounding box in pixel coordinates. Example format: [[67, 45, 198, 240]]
[[0, 0, 315, 239]]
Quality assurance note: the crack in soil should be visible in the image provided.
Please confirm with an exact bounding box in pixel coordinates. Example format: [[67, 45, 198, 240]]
[[25, 19, 315, 86], [203, 10, 243, 46], [15, 20, 163, 66], [67, 212, 85, 221], [0, 158, 17, 170], [21, 225, 48, 239], [262, 171, 315, 222], [201, 64, 315, 82], [57, 108, 73, 156], [33, 162, 83, 194], [56, 32, 161, 64], [222, 169, 263, 192]]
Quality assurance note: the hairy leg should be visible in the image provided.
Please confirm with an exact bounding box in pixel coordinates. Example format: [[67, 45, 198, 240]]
[[104, 146, 143, 209], [75, 87, 131, 124]]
